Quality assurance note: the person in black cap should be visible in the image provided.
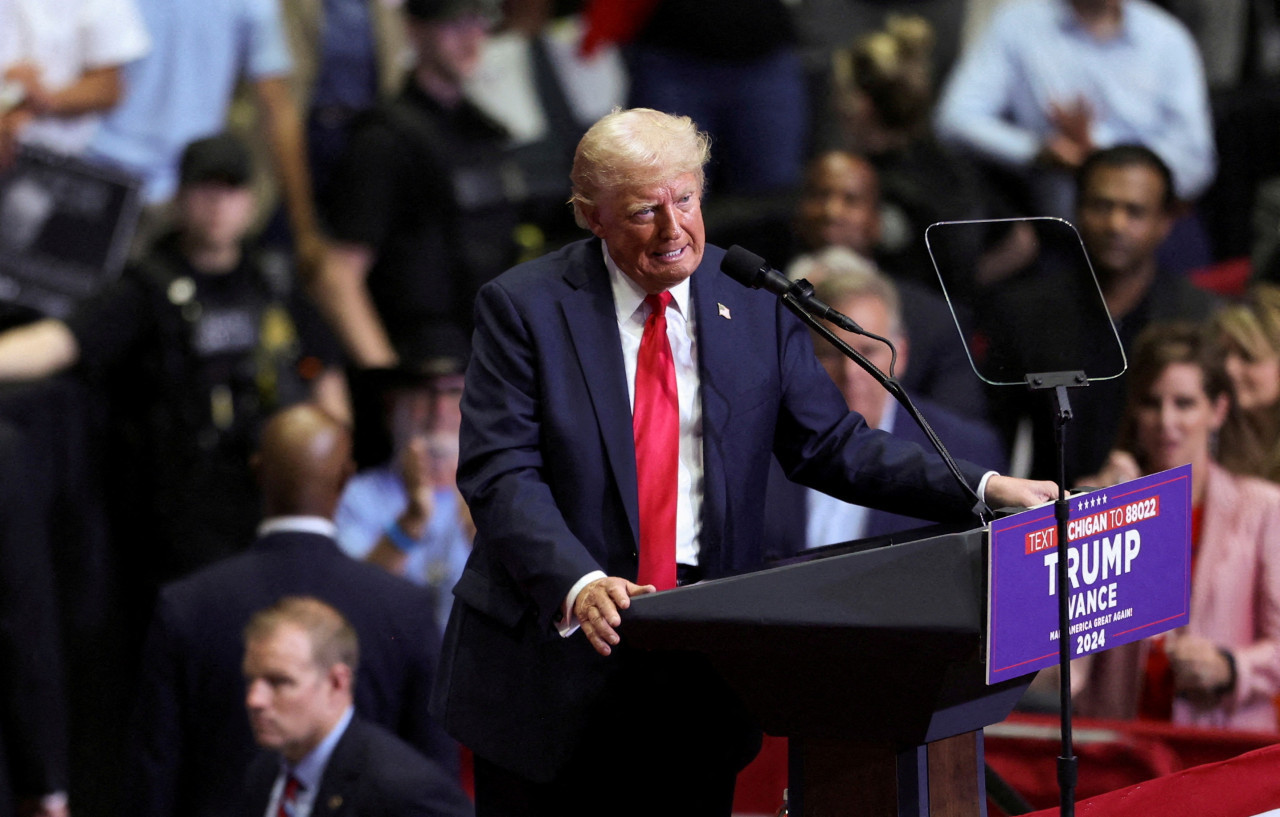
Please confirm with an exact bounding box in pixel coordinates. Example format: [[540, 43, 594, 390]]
[[309, 0, 517, 369], [0, 131, 321, 591], [335, 356, 472, 630], [178, 131, 254, 187]]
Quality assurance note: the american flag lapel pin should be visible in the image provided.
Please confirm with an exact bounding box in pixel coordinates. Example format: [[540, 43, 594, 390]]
[[717, 302, 731, 320]]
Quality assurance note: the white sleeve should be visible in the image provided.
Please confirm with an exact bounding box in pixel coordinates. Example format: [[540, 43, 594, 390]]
[[557, 571, 608, 638], [79, 0, 151, 69]]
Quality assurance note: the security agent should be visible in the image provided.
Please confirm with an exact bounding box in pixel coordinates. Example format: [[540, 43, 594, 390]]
[[0, 132, 316, 582], [240, 596, 471, 817]]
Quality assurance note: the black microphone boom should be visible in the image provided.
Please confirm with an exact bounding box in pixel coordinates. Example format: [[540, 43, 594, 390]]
[[720, 245, 863, 334], [721, 244, 797, 295]]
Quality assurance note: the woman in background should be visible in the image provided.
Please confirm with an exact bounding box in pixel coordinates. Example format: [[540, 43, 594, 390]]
[[1072, 322, 1280, 731], [1211, 284, 1280, 482]]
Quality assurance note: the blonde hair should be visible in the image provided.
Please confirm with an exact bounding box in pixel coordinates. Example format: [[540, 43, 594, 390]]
[[1212, 284, 1280, 363], [833, 14, 935, 132], [569, 108, 711, 228], [1209, 285, 1280, 480], [1113, 322, 1256, 478]]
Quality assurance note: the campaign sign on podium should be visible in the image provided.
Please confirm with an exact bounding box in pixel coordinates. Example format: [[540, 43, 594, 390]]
[[986, 464, 1192, 684]]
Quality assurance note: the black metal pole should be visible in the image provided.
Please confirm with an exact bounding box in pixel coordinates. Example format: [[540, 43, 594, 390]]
[[1051, 383, 1077, 817]]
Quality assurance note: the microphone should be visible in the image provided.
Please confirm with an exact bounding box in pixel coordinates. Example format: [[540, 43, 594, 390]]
[[720, 245, 864, 334]]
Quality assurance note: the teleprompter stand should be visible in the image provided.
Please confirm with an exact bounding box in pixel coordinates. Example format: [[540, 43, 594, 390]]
[[923, 217, 1129, 817], [1024, 370, 1089, 817], [625, 524, 1032, 816]]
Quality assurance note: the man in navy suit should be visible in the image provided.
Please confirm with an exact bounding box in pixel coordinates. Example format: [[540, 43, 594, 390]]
[[764, 246, 1010, 555], [128, 404, 456, 817], [240, 596, 471, 817], [429, 107, 1057, 817]]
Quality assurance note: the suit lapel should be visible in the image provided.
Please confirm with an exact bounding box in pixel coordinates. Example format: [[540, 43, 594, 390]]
[[311, 719, 361, 817], [690, 263, 744, 575], [245, 752, 282, 815], [561, 242, 642, 545]]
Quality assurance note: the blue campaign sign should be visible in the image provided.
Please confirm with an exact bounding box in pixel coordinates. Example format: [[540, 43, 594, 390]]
[[986, 464, 1192, 685]]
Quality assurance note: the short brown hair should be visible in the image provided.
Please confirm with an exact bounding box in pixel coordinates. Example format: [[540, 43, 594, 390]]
[[244, 596, 360, 677], [1114, 322, 1235, 469]]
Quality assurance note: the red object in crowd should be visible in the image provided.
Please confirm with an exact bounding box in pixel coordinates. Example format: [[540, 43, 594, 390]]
[[578, 0, 661, 57]]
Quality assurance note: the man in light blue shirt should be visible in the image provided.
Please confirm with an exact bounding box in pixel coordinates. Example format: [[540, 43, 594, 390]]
[[335, 365, 472, 630], [935, 0, 1215, 217], [83, 0, 324, 269], [85, 0, 291, 203]]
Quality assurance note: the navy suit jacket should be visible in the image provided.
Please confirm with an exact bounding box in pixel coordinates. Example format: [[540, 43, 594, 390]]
[[129, 527, 454, 817], [430, 239, 989, 782], [241, 716, 473, 817], [763, 395, 1009, 557]]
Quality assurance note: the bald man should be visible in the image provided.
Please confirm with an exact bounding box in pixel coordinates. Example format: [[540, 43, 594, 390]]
[[127, 404, 458, 817]]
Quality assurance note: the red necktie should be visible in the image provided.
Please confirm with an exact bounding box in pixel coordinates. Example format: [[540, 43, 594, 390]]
[[633, 292, 678, 591], [277, 773, 301, 817]]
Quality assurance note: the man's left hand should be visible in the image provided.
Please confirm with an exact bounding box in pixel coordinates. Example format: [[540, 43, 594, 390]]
[[985, 475, 1058, 510], [3, 63, 51, 114]]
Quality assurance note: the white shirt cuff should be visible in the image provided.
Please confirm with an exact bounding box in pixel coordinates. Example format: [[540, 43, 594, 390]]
[[558, 570, 607, 638], [978, 471, 996, 504]]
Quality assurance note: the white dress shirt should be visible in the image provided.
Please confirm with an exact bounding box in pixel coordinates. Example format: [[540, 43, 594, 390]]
[[559, 244, 705, 634], [257, 515, 339, 539], [608, 250, 704, 565]]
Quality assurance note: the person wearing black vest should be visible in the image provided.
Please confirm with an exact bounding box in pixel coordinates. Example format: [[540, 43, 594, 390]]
[[311, 0, 519, 370], [0, 132, 315, 587]]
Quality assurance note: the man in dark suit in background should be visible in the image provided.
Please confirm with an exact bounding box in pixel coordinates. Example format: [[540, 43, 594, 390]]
[[429, 107, 1057, 817], [128, 403, 455, 817], [240, 596, 471, 817], [763, 246, 1010, 556]]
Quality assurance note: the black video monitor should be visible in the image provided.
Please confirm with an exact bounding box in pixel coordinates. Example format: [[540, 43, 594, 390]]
[[0, 145, 141, 319]]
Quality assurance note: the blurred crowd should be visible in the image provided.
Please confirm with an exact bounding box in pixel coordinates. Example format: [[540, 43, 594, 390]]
[[3, 0, 1280, 814]]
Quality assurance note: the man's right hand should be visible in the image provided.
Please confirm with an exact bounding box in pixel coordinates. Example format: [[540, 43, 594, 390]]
[[398, 435, 435, 528], [1040, 97, 1094, 169], [573, 576, 655, 657]]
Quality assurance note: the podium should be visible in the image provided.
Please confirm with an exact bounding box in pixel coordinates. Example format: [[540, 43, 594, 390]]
[[624, 523, 1031, 817]]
